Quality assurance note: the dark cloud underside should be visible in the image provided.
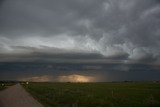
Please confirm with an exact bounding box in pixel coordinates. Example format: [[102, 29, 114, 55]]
[[0, 0, 160, 81]]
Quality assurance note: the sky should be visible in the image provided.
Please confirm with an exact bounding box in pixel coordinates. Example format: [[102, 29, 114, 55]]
[[0, 0, 160, 82]]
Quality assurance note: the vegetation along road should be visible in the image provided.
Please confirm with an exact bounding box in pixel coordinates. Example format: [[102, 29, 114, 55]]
[[0, 83, 43, 107]]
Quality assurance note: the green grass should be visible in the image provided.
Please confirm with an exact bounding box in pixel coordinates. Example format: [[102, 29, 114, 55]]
[[23, 82, 160, 107], [0, 81, 16, 90]]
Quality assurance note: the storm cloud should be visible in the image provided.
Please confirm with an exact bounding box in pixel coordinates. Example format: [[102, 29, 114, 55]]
[[0, 0, 160, 81]]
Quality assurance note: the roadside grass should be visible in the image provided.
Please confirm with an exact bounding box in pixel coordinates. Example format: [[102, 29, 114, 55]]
[[23, 82, 160, 107], [0, 81, 16, 90]]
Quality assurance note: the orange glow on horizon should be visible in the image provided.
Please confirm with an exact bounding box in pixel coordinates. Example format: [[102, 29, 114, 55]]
[[58, 74, 95, 82]]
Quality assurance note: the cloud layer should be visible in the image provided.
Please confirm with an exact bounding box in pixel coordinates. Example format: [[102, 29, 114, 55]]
[[0, 0, 160, 64], [0, 0, 160, 81]]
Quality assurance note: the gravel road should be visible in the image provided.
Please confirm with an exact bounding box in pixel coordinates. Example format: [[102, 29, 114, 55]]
[[0, 84, 44, 107]]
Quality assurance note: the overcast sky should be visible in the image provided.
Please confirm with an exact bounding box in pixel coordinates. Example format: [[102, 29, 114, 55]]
[[0, 0, 160, 81]]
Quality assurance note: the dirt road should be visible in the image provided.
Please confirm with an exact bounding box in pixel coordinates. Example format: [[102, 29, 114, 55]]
[[0, 84, 44, 107]]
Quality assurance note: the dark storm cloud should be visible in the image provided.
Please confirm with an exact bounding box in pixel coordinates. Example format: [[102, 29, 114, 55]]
[[0, 0, 159, 64], [0, 0, 104, 36], [0, 46, 128, 63], [0, 62, 160, 81]]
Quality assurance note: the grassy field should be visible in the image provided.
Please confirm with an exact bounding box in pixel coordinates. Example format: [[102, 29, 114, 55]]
[[23, 82, 160, 107], [0, 81, 16, 90]]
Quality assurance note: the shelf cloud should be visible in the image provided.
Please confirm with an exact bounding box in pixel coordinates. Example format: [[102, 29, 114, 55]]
[[0, 0, 160, 81]]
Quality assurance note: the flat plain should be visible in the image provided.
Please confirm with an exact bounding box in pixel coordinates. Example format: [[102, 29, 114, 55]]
[[23, 82, 160, 107]]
